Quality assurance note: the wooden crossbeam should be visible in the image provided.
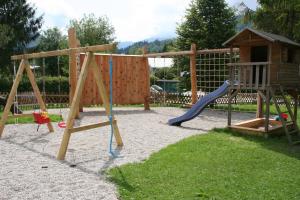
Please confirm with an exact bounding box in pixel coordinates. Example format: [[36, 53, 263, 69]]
[[144, 50, 192, 58], [11, 44, 115, 60], [69, 120, 116, 134]]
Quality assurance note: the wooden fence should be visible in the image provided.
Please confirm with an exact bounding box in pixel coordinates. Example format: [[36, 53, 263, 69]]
[[150, 92, 295, 107], [80, 54, 150, 108]]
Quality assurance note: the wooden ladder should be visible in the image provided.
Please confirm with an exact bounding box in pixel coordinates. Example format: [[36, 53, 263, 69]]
[[270, 86, 300, 145]]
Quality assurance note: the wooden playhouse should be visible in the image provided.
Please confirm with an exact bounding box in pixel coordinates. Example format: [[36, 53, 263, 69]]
[[223, 28, 300, 143]]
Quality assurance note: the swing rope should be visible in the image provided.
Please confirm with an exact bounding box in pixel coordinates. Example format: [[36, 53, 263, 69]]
[[108, 56, 115, 157]]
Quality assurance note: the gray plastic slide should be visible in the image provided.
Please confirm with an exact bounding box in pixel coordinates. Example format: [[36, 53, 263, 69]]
[[168, 81, 230, 126]]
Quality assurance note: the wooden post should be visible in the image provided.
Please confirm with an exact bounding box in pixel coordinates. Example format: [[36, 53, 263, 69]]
[[143, 46, 150, 110], [0, 59, 54, 137], [57, 53, 93, 160], [25, 60, 54, 132], [264, 88, 270, 132], [256, 92, 263, 118], [228, 46, 233, 126], [57, 53, 123, 160], [190, 43, 197, 104], [0, 60, 26, 137], [68, 28, 80, 117], [90, 57, 123, 145]]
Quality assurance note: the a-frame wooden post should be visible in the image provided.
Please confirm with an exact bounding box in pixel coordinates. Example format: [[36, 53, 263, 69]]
[[90, 56, 123, 145], [0, 59, 54, 138], [57, 52, 123, 160]]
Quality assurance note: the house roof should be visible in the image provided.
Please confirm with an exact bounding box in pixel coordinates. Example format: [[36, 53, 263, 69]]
[[223, 27, 300, 47]]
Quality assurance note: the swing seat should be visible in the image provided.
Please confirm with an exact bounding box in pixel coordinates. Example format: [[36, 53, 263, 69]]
[[33, 112, 50, 124], [58, 121, 66, 128]]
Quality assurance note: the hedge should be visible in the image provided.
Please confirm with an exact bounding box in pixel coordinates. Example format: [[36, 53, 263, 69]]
[[0, 76, 69, 93]]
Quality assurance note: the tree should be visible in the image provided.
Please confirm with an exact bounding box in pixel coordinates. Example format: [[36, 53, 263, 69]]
[[175, 0, 236, 90], [254, 0, 300, 42], [37, 27, 68, 76], [0, 0, 43, 74], [69, 14, 115, 47], [176, 0, 236, 50]]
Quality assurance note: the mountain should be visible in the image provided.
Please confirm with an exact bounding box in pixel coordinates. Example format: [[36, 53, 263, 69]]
[[118, 39, 175, 55], [117, 41, 134, 49], [234, 1, 255, 31]]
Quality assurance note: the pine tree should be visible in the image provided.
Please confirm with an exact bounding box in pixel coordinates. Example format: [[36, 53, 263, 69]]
[[0, 0, 43, 74], [254, 0, 300, 42], [176, 0, 236, 50], [175, 0, 236, 91]]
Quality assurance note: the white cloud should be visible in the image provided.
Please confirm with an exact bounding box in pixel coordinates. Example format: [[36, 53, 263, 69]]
[[28, 0, 257, 41]]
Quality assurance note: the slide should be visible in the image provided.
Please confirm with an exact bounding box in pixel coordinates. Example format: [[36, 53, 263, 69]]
[[0, 96, 22, 114], [168, 81, 230, 126]]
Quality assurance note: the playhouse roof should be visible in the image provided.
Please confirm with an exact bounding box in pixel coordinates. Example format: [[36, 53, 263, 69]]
[[223, 27, 300, 47]]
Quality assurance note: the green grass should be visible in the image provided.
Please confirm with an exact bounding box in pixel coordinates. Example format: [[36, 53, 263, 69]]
[[108, 130, 300, 200], [0, 112, 62, 124], [108, 110, 300, 200]]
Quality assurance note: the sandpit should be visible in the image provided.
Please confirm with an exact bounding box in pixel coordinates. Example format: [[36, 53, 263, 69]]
[[0, 107, 254, 200]]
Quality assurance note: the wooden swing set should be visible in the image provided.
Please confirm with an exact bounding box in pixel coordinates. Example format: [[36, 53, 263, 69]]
[[0, 43, 123, 160]]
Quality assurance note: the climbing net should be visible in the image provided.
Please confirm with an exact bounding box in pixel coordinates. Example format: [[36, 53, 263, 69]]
[[196, 48, 239, 93]]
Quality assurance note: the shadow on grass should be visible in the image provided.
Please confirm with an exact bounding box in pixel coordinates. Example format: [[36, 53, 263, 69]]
[[213, 128, 300, 160], [108, 167, 136, 192]]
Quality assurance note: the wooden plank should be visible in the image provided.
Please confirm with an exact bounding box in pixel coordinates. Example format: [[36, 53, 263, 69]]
[[262, 65, 266, 89], [69, 120, 116, 134], [25, 61, 54, 133], [238, 66, 241, 89], [264, 88, 270, 132], [249, 65, 253, 88], [243, 67, 247, 89], [255, 65, 259, 89], [227, 62, 269, 66], [144, 50, 192, 58], [190, 43, 197, 104], [57, 52, 93, 160], [11, 44, 115, 60], [197, 48, 239, 54], [0, 60, 26, 137], [234, 118, 266, 127], [90, 56, 123, 146]]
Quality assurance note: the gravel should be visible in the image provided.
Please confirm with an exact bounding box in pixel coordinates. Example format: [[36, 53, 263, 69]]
[[0, 107, 254, 200]]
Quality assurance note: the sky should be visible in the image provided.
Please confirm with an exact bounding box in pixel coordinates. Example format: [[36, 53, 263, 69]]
[[28, 0, 258, 42]]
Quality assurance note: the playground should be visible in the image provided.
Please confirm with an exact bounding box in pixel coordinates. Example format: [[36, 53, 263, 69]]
[[0, 107, 255, 199], [1, 12, 300, 200]]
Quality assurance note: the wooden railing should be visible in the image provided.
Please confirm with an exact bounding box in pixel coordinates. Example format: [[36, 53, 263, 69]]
[[228, 62, 269, 90]]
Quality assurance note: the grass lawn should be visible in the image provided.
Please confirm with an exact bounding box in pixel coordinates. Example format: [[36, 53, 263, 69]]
[[108, 130, 300, 200], [0, 112, 62, 124]]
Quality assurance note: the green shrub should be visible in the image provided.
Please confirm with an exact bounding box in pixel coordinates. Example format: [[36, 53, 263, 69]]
[[0, 76, 69, 93]]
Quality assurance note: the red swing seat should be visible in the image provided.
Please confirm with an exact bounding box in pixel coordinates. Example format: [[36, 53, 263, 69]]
[[58, 121, 66, 128], [33, 112, 51, 124]]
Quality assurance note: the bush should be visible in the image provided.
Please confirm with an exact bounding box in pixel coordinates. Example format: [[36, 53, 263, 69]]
[[0, 76, 69, 94]]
